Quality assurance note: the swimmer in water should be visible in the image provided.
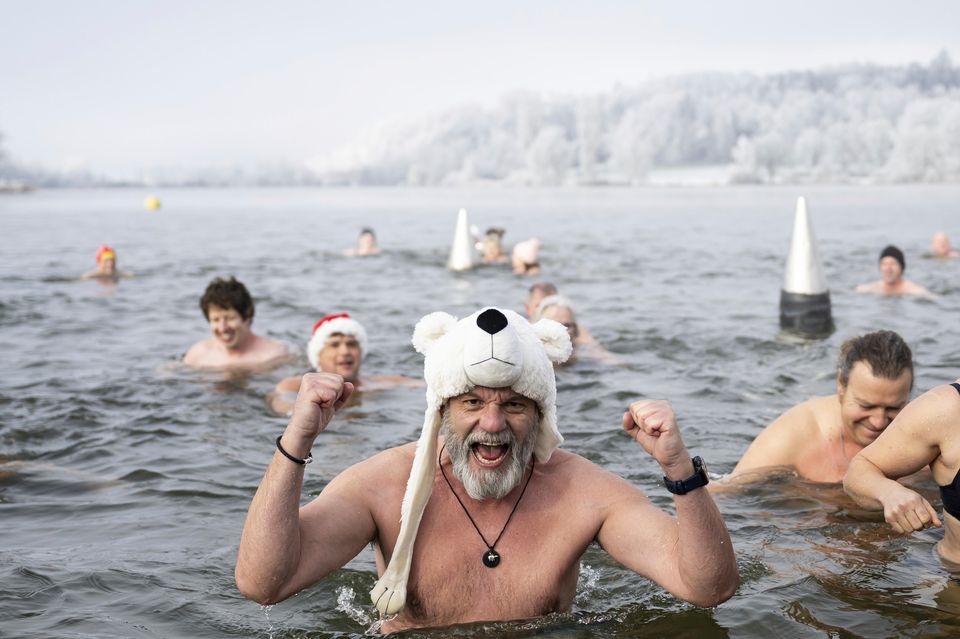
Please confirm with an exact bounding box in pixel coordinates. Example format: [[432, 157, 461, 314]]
[[479, 227, 509, 264], [183, 277, 291, 372], [343, 227, 381, 256], [80, 245, 132, 281], [855, 245, 934, 297], [723, 330, 914, 484], [531, 294, 618, 365], [511, 238, 541, 275], [845, 378, 960, 568], [931, 231, 960, 259], [236, 308, 737, 632], [268, 313, 421, 414], [524, 282, 558, 319]]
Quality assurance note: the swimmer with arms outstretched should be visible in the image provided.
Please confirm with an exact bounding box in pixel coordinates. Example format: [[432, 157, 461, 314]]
[[723, 330, 914, 485], [183, 277, 291, 372], [237, 308, 737, 632], [268, 313, 421, 414], [844, 379, 960, 566]]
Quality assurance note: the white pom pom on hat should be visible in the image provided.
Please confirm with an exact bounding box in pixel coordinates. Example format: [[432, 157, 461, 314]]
[[306, 313, 368, 371]]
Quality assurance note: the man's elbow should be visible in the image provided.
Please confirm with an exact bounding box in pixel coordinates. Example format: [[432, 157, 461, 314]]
[[235, 567, 286, 606], [684, 568, 739, 607]]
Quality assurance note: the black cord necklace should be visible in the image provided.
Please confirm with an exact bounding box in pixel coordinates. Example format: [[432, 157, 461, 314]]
[[438, 444, 535, 568]]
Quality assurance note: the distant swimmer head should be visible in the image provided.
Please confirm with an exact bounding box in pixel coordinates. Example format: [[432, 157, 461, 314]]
[[525, 282, 558, 319], [200, 277, 256, 350], [355, 227, 379, 255], [878, 245, 905, 284], [95, 245, 117, 272], [533, 295, 579, 344], [481, 227, 507, 262], [200, 277, 255, 322], [307, 313, 367, 381], [879, 245, 905, 270], [931, 231, 955, 257], [512, 238, 541, 275]]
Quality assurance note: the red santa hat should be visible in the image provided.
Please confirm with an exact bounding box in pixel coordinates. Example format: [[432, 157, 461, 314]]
[[306, 313, 368, 370]]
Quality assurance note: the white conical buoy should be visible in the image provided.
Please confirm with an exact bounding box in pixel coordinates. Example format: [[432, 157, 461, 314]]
[[780, 197, 833, 337], [447, 208, 475, 271]]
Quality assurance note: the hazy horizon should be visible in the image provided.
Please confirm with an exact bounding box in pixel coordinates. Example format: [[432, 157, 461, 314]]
[[2, 0, 959, 180]]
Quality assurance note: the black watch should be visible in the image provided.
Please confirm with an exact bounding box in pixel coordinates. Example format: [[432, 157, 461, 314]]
[[662, 456, 709, 495]]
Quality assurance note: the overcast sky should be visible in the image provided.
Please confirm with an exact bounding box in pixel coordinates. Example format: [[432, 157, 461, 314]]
[[2, 0, 958, 178]]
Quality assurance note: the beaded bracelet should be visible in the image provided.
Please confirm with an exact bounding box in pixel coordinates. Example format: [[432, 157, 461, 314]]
[[276, 435, 313, 465]]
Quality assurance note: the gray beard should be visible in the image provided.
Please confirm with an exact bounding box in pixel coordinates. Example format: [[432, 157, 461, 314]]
[[440, 410, 536, 501]]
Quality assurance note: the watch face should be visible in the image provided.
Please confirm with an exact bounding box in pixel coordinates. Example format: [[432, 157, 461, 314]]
[[693, 456, 709, 483]]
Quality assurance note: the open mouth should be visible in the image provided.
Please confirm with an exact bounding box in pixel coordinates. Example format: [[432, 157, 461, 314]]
[[471, 442, 510, 467]]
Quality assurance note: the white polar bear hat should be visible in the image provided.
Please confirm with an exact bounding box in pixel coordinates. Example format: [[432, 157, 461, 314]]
[[370, 307, 572, 616]]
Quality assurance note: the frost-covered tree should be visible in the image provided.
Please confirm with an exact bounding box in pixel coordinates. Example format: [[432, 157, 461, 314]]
[[303, 51, 960, 186], [525, 126, 573, 186]]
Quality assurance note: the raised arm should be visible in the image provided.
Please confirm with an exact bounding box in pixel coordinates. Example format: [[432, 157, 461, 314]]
[[844, 385, 951, 533], [236, 372, 373, 604], [597, 400, 739, 607]]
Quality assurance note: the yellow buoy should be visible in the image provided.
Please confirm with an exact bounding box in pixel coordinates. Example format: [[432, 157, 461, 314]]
[[144, 195, 162, 210]]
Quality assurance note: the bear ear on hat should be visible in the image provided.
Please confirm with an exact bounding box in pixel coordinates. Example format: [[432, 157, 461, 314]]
[[412, 312, 458, 354], [531, 318, 573, 364]]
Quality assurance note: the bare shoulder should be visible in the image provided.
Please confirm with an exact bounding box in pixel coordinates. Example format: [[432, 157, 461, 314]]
[[897, 383, 960, 435], [362, 375, 426, 391], [729, 395, 830, 477], [258, 335, 292, 357], [540, 449, 638, 496], [325, 443, 416, 501], [855, 281, 881, 293], [766, 395, 830, 438], [336, 443, 416, 484], [903, 280, 935, 297], [182, 338, 215, 365], [274, 375, 302, 393]]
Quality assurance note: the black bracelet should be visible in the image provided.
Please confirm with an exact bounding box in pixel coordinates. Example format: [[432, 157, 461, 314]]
[[276, 435, 313, 465]]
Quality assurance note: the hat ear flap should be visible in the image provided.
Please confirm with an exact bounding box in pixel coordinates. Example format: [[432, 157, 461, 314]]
[[531, 318, 573, 364], [412, 312, 458, 354]]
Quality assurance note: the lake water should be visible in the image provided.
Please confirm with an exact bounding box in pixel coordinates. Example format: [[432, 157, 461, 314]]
[[2, 185, 960, 638]]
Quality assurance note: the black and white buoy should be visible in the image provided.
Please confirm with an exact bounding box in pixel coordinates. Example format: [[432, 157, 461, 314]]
[[780, 197, 834, 338]]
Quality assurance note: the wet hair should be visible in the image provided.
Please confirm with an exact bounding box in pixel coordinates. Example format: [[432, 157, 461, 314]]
[[200, 277, 254, 321], [879, 245, 905, 271], [359, 227, 376, 238], [485, 227, 505, 238], [528, 282, 558, 298], [837, 330, 913, 390]]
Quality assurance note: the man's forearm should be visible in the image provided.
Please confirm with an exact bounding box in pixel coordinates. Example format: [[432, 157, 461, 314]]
[[235, 431, 312, 603], [842, 456, 888, 509], [673, 490, 739, 606]]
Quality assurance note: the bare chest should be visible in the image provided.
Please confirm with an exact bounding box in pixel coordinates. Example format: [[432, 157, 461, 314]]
[[794, 439, 846, 483], [377, 488, 598, 630]]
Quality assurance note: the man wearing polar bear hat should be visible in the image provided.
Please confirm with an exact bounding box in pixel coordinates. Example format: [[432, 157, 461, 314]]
[[236, 307, 738, 632]]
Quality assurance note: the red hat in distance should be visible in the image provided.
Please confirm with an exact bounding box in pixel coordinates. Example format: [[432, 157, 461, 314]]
[[95, 245, 116, 264]]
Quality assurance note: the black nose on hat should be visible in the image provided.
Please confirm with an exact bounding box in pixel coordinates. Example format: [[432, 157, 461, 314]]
[[477, 308, 508, 335]]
